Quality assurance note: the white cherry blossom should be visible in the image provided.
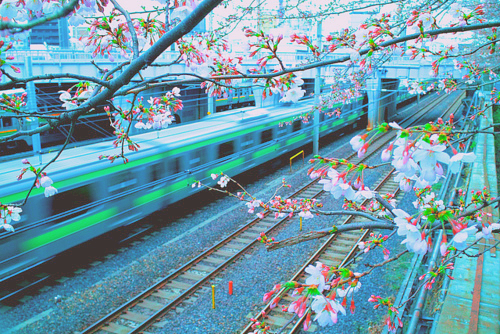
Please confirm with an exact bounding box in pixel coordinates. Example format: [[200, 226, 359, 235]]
[[44, 186, 58, 197], [305, 262, 327, 292], [280, 87, 305, 103], [475, 223, 500, 240], [451, 226, 477, 250], [449, 152, 476, 174]]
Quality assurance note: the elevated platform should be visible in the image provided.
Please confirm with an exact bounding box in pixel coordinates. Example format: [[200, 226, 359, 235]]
[[435, 105, 500, 333]]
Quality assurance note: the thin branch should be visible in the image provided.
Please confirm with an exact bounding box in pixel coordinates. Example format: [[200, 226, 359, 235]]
[[375, 193, 396, 217], [454, 198, 500, 220], [109, 0, 140, 59], [0, 0, 79, 33], [0, 72, 111, 91], [358, 249, 408, 277], [16, 121, 76, 206], [266, 221, 396, 251]]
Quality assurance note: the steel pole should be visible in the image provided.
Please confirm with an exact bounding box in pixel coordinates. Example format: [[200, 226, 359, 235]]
[[313, 20, 322, 155]]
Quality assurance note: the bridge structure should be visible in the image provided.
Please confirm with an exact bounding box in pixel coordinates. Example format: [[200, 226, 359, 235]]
[[3, 49, 464, 128]]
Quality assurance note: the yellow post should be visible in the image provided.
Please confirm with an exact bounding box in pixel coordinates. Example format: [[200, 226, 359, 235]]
[[212, 285, 215, 309], [300, 216, 302, 231], [290, 150, 305, 172]]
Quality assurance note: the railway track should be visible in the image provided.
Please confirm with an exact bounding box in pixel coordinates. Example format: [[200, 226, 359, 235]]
[[240, 169, 402, 333], [239, 91, 465, 333], [81, 91, 463, 334], [0, 91, 449, 307]]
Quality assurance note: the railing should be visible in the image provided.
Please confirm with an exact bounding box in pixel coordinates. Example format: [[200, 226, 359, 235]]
[[6, 49, 454, 66]]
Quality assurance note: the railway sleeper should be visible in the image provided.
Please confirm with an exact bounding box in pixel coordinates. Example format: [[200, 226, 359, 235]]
[[216, 249, 238, 257], [225, 242, 246, 249], [103, 321, 134, 334], [201, 257, 226, 265], [247, 225, 269, 232], [330, 238, 356, 246], [120, 311, 149, 323], [233, 236, 257, 243], [168, 280, 194, 290], [139, 299, 165, 311], [192, 264, 216, 272], [262, 313, 295, 327], [181, 271, 206, 281], [152, 289, 179, 300], [319, 254, 345, 264]]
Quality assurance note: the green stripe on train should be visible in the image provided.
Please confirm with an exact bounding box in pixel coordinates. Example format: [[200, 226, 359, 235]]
[[133, 176, 196, 207], [286, 133, 306, 145], [253, 144, 280, 159], [2, 109, 362, 204], [206, 158, 245, 177], [21, 207, 119, 252]]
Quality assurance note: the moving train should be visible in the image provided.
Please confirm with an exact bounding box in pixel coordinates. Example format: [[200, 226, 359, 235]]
[[0, 84, 420, 282]]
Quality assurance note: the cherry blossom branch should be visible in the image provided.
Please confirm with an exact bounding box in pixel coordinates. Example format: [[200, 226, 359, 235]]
[[0, 0, 79, 33], [105, 60, 132, 80], [0, 110, 59, 119], [276, 314, 298, 334], [266, 221, 395, 251], [109, 0, 140, 59], [0, 0, 225, 147], [375, 193, 396, 217], [309, 209, 390, 222], [15, 121, 76, 206], [189, 21, 500, 83], [462, 239, 500, 257], [358, 249, 409, 277], [0, 72, 111, 91], [454, 197, 500, 219]]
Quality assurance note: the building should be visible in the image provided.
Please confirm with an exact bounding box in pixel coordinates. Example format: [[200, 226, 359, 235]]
[[29, 18, 70, 48]]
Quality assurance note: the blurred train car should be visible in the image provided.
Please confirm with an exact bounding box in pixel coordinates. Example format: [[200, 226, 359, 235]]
[[0, 94, 369, 282]]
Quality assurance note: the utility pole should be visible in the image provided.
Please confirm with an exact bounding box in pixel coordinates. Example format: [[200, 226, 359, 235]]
[[313, 20, 322, 155], [24, 55, 42, 165]]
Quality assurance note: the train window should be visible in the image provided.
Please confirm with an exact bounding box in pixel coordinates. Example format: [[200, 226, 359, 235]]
[[218, 141, 234, 159], [190, 148, 206, 167], [2, 117, 12, 127], [170, 156, 182, 174], [241, 133, 254, 151], [150, 162, 165, 182], [292, 120, 301, 132], [277, 125, 287, 137], [50, 185, 92, 217], [108, 172, 137, 195], [260, 129, 273, 144]]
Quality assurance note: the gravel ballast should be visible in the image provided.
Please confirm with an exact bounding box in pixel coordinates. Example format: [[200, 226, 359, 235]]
[[1, 101, 441, 334]]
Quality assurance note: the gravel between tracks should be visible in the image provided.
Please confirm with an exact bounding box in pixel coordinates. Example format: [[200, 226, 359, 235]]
[[1, 100, 433, 334]]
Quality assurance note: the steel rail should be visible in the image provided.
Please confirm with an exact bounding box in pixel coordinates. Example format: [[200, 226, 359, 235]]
[[82, 91, 459, 334], [241, 91, 465, 334], [240, 169, 398, 334]]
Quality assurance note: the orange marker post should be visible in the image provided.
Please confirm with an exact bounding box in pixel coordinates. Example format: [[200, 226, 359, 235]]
[[300, 216, 303, 231], [212, 285, 215, 309], [229, 281, 233, 295]]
